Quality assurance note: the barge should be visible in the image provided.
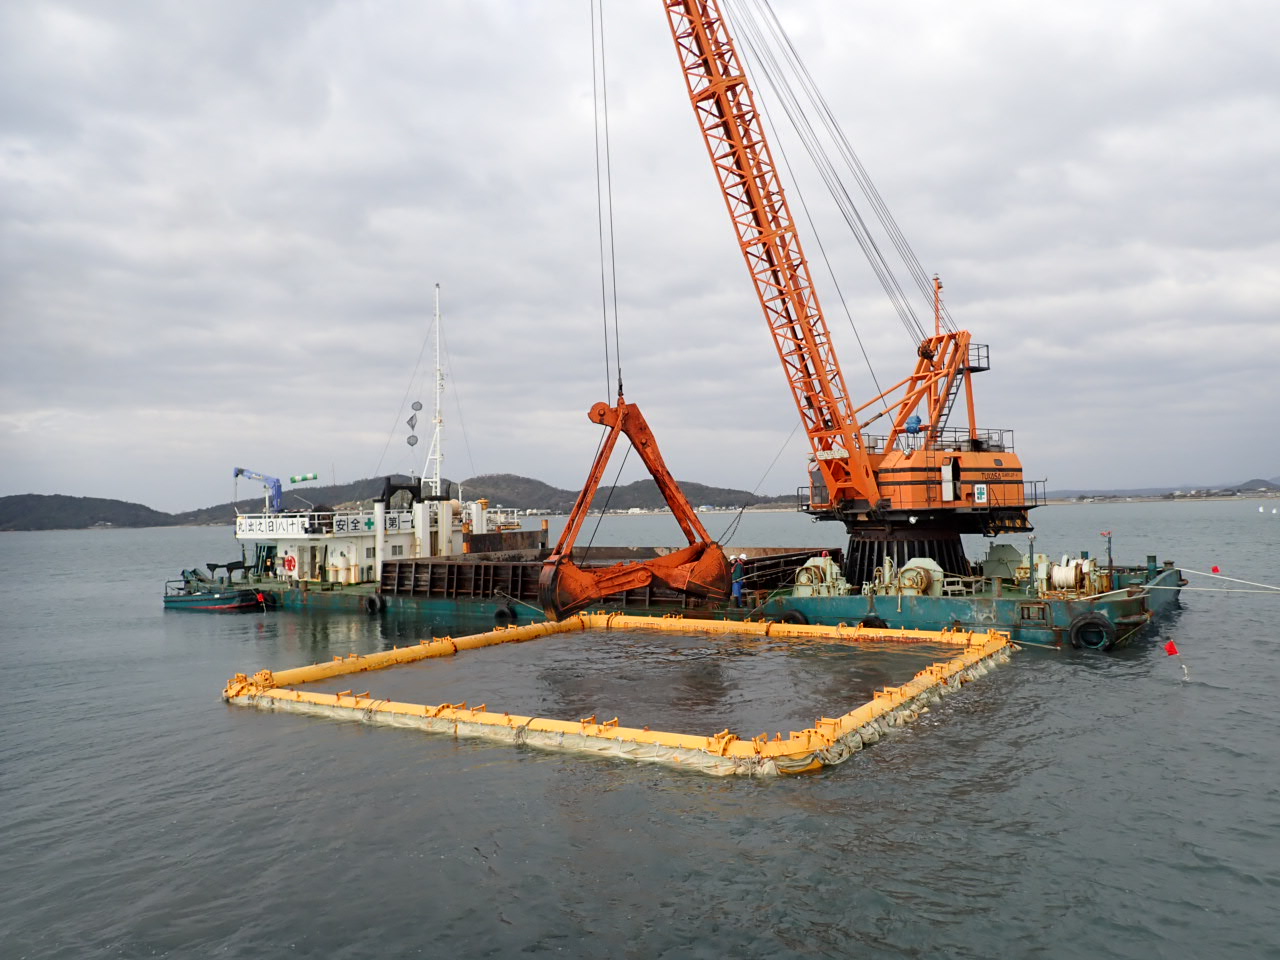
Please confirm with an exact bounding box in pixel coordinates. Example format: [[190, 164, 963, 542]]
[[231, 500, 1181, 651]]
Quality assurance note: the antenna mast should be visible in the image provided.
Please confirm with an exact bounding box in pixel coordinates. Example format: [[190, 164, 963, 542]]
[[424, 283, 445, 498]]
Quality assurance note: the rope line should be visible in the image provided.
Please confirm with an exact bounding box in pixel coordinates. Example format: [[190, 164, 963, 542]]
[[589, 0, 613, 399], [727, 2, 923, 343], [1146, 586, 1280, 594], [583, 440, 632, 559], [589, 0, 624, 397], [716, 419, 801, 546], [371, 312, 433, 479], [1181, 568, 1280, 592], [753, 0, 955, 334], [495, 590, 544, 615], [743, 46, 889, 406], [441, 322, 477, 484], [726, 0, 959, 342]]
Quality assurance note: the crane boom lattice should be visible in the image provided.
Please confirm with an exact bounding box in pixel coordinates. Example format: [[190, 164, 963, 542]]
[[661, 0, 1036, 583], [664, 1, 878, 508]]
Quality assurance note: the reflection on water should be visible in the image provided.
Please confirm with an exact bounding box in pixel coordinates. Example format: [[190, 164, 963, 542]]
[[2, 504, 1278, 960], [299, 628, 956, 736]]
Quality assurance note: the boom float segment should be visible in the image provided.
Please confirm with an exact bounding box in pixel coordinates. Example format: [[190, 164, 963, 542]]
[[223, 615, 1013, 777]]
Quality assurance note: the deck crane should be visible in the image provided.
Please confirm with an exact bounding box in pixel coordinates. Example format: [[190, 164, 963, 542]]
[[661, 0, 1037, 583], [233, 467, 283, 514], [233, 467, 317, 515]]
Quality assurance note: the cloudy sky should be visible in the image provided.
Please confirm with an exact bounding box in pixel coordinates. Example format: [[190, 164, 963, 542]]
[[3, 0, 1276, 513]]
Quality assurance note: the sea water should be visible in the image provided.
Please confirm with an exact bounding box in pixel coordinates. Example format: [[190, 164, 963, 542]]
[[1, 500, 1278, 958]]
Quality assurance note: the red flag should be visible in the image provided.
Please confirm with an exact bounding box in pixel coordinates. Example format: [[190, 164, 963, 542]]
[[1211, 566, 1220, 574], [256, 592, 266, 603], [1164, 639, 1179, 656]]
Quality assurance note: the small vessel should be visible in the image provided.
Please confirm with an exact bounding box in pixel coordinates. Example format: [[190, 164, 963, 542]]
[[163, 568, 266, 613], [228, 286, 540, 615]]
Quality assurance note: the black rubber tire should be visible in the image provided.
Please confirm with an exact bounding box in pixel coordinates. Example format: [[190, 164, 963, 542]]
[[860, 615, 889, 629], [780, 610, 808, 626], [1068, 612, 1117, 651], [494, 604, 517, 627], [363, 594, 384, 615]]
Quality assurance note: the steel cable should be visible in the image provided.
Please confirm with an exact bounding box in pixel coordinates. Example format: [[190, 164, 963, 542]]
[[755, 0, 957, 333]]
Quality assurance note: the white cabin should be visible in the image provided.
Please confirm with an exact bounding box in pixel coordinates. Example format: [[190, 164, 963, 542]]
[[235, 498, 521, 585]]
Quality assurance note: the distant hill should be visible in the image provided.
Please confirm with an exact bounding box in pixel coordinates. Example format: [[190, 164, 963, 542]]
[[1, 473, 789, 531], [8, 469, 1272, 531], [458, 474, 576, 513], [0, 494, 178, 531], [170, 475, 427, 525], [459, 473, 790, 513]]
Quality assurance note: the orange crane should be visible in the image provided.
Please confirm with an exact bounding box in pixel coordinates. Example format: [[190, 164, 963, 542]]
[[541, 1, 1038, 618], [662, 0, 1036, 582]]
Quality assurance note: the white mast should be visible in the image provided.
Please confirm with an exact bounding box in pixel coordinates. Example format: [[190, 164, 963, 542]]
[[424, 282, 444, 498]]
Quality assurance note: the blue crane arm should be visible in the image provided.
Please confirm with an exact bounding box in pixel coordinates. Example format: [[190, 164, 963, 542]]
[[232, 467, 283, 513]]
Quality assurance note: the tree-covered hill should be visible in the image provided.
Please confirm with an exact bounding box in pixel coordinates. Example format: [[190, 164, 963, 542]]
[[0, 494, 178, 531], [0, 473, 792, 530], [169, 476, 423, 525], [11, 470, 1272, 531], [457, 474, 577, 512], [459, 473, 792, 512]]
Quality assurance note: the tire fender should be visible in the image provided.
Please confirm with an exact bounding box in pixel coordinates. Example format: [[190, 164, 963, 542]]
[[1068, 612, 1117, 651]]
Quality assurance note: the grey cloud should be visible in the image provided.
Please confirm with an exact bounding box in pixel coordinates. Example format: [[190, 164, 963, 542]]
[[2, 0, 1277, 512]]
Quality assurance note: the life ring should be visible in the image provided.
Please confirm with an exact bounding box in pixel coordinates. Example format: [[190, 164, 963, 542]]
[[363, 594, 384, 615], [780, 610, 808, 625], [494, 604, 517, 626], [1068, 612, 1117, 651], [282, 554, 297, 573], [860, 615, 889, 629]]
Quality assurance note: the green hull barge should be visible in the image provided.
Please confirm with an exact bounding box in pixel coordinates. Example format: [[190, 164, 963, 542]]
[[237, 541, 1183, 652]]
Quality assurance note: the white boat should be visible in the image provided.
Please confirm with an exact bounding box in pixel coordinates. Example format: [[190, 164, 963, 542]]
[[232, 286, 529, 587]]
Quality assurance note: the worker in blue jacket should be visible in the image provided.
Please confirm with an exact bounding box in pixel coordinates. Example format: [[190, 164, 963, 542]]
[[731, 554, 747, 607]]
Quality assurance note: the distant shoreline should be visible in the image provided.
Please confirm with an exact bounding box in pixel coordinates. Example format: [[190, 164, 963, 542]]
[[1043, 494, 1280, 506], [4, 491, 1277, 533]]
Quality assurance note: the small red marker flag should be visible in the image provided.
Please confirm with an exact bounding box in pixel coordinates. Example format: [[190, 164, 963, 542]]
[[1211, 566, 1220, 574], [1164, 640, 1179, 656]]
